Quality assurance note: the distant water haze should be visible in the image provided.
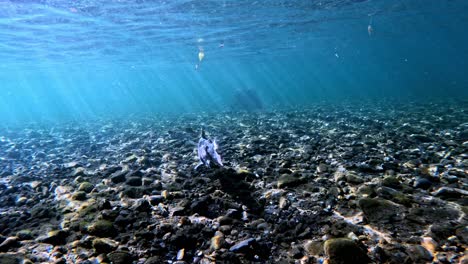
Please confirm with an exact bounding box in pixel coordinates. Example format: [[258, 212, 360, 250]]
[[0, 0, 467, 122]]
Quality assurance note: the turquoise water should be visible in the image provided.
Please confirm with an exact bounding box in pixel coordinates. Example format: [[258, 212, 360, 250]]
[[0, 0, 467, 122]]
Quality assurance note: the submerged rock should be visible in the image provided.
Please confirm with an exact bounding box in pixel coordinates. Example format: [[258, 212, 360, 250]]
[[431, 187, 468, 199], [87, 220, 117, 238], [0, 253, 23, 264], [406, 245, 433, 263], [72, 191, 87, 201], [78, 182, 94, 193], [110, 171, 126, 184], [126, 176, 142, 187], [413, 178, 432, 189], [277, 174, 306, 188], [0, 237, 20, 252], [16, 230, 33, 241], [107, 251, 133, 264], [324, 238, 369, 264], [358, 198, 402, 223], [37, 230, 69, 246], [92, 238, 118, 253], [229, 238, 256, 253], [0, 102, 467, 263], [381, 176, 401, 189]]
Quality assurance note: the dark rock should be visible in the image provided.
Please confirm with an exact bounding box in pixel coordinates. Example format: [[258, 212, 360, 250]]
[[289, 245, 303, 259], [225, 208, 242, 219], [278, 168, 293, 174], [356, 162, 380, 173], [324, 238, 369, 264], [126, 169, 144, 178], [169, 224, 208, 250], [99, 200, 112, 210], [217, 216, 235, 226], [406, 245, 432, 264], [172, 206, 186, 216], [356, 185, 376, 197], [229, 238, 255, 253], [133, 199, 152, 213], [110, 171, 126, 184], [358, 198, 401, 223], [102, 166, 121, 176], [431, 187, 467, 200], [142, 178, 153, 186], [440, 172, 458, 183], [31, 205, 55, 219], [114, 215, 132, 227], [454, 225, 467, 244], [37, 230, 69, 246], [78, 182, 94, 193], [413, 178, 432, 189], [72, 191, 87, 201], [345, 173, 364, 184], [148, 195, 164, 206], [107, 251, 133, 264], [71, 167, 86, 177], [409, 134, 432, 143], [87, 220, 117, 238], [53, 257, 66, 264], [126, 177, 142, 187], [16, 230, 33, 241], [190, 196, 212, 217], [121, 187, 143, 198], [0, 253, 23, 264], [145, 256, 162, 264], [381, 176, 401, 189], [6, 150, 20, 159], [92, 238, 118, 253], [0, 237, 20, 252], [317, 163, 328, 173], [382, 161, 399, 171], [303, 240, 323, 255], [429, 223, 456, 242], [277, 174, 306, 188], [376, 187, 412, 207]]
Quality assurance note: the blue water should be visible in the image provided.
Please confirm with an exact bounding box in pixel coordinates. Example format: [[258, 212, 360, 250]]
[[0, 0, 467, 122]]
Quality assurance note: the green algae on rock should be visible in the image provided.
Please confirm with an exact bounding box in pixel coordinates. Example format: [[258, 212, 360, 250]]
[[324, 238, 369, 264], [72, 191, 87, 201], [277, 174, 306, 188], [358, 198, 402, 223], [92, 238, 118, 253], [78, 182, 94, 193], [87, 220, 117, 238]]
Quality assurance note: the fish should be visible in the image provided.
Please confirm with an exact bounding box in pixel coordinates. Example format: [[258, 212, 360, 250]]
[[368, 24, 373, 36], [198, 50, 205, 62], [195, 128, 223, 169]]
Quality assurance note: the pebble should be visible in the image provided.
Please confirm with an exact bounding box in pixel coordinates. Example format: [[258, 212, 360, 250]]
[[37, 230, 69, 246], [413, 178, 432, 189], [92, 238, 118, 253], [0, 103, 466, 264], [0, 237, 20, 252], [229, 238, 255, 253], [431, 187, 467, 199]]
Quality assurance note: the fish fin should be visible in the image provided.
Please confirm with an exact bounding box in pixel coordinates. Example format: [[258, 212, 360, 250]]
[[197, 140, 207, 159], [213, 139, 218, 150]]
